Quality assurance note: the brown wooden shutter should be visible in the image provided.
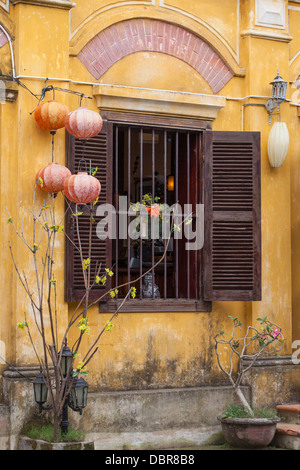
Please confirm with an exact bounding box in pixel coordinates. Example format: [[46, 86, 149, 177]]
[[203, 130, 261, 301], [65, 120, 113, 302]]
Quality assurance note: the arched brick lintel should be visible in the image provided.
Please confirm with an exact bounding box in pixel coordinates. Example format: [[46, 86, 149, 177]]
[[78, 18, 233, 94], [0, 29, 9, 49]]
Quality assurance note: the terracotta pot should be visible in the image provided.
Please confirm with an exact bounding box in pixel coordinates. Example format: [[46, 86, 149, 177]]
[[218, 416, 280, 448], [63, 172, 101, 204], [36, 162, 71, 193]]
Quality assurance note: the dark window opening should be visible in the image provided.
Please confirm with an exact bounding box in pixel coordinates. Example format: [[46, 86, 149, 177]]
[[65, 115, 261, 310], [111, 125, 202, 302]]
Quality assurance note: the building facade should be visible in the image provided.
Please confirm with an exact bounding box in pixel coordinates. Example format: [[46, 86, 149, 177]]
[[0, 0, 300, 449]]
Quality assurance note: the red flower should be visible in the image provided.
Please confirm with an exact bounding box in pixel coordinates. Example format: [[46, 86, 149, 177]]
[[146, 205, 160, 218]]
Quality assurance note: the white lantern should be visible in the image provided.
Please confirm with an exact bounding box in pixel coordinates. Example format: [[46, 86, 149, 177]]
[[267, 121, 289, 167]]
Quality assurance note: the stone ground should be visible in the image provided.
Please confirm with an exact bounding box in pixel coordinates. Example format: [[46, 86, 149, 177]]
[[164, 431, 289, 451]]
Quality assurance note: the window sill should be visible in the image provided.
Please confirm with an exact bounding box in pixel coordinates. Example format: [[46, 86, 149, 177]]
[[99, 299, 212, 313]]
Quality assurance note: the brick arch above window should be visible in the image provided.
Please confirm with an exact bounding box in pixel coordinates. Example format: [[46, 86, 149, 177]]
[[0, 29, 9, 49], [78, 18, 233, 94]]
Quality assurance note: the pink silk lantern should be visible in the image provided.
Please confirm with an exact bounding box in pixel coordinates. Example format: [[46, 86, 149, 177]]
[[36, 163, 71, 193], [65, 107, 103, 140], [63, 172, 101, 204]]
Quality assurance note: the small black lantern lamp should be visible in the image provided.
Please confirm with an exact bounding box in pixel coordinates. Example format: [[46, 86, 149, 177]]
[[70, 376, 89, 414], [265, 70, 288, 123], [33, 368, 48, 411], [61, 340, 73, 377], [270, 71, 288, 103]]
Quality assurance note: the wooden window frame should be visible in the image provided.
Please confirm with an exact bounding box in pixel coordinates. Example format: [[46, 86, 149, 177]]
[[100, 111, 212, 313], [65, 111, 261, 312]]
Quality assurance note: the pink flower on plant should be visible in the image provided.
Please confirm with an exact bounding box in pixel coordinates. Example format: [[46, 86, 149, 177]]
[[271, 327, 280, 338], [260, 334, 268, 340]]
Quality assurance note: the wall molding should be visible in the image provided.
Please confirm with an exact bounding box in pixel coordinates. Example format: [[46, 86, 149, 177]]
[[93, 83, 226, 121], [241, 28, 293, 42], [10, 0, 75, 9]]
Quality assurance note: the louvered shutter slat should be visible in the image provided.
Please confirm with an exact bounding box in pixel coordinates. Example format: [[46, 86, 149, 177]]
[[203, 131, 261, 301], [65, 120, 113, 302]]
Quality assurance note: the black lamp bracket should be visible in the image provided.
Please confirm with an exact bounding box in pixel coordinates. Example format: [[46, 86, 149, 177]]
[[265, 98, 281, 124], [38, 403, 53, 413]]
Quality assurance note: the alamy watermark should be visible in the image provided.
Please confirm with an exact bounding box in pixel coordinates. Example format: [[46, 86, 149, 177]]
[[292, 340, 300, 365], [0, 80, 6, 104], [95, 196, 204, 251]]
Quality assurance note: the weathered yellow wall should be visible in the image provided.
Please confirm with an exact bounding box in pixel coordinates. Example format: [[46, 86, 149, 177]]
[[288, 3, 300, 343], [1, 0, 299, 396]]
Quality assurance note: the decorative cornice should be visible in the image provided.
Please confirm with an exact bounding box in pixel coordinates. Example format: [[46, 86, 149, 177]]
[[10, 0, 75, 10], [93, 84, 226, 121], [3, 365, 54, 379], [0, 80, 18, 102], [242, 355, 296, 368], [241, 28, 293, 43]]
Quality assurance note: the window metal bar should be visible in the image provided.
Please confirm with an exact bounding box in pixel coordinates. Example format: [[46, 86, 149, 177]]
[[139, 128, 143, 299], [187, 132, 190, 299], [152, 129, 155, 299], [164, 130, 167, 299], [115, 125, 119, 294], [175, 131, 179, 299], [127, 127, 131, 290], [198, 133, 202, 300]]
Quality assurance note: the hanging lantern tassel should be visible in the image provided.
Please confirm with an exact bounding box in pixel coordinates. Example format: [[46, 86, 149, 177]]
[[267, 121, 289, 168], [63, 172, 101, 204]]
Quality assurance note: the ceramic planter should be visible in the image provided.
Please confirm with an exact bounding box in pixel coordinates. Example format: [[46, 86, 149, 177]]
[[218, 416, 280, 449]]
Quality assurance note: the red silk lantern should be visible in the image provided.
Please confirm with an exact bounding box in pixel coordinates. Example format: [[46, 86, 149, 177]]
[[34, 100, 70, 132], [63, 172, 101, 204], [65, 107, 103, 140], [36, 163, 71, 193]]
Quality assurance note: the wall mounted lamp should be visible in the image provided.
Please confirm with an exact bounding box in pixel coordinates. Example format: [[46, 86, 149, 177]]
[[265, 70, 287, 124], [265, 71, 289, 167]]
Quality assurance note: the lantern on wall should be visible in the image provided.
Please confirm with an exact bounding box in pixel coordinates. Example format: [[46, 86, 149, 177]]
[[36, 162, 71, 193], [70, 376, 89, 413], [32, 368, 48, 409], [267, 121, 289, 167], [265, 71, 288, 124], [65, 107, 103, 140], [60, 340, 73, 377], [34, 100, 70, 133], [63, 172, 101, 204], [270, 71, 288, 104]]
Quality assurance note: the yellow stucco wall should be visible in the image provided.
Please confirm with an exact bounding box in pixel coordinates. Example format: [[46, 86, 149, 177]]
[[0, 0, 299, 395]]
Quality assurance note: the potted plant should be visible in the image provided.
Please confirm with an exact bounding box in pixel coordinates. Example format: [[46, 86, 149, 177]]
[[129, 193, 164, 262], [214, 315, 284, 448]]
